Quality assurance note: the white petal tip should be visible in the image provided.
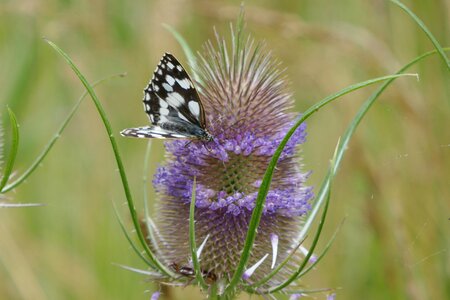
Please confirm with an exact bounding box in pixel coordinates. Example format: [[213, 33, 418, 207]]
[[243, 253, 269, 280], [270, 233, 279, 269]]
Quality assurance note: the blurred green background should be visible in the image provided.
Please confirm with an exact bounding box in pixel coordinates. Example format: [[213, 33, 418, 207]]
[[0, 0, 449, 299]]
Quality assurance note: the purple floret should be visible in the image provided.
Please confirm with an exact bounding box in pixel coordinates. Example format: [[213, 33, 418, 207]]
[[153, 121, 312, 217]]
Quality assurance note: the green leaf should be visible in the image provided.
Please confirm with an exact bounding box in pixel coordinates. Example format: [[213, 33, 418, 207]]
[[0, 108, 19, 192]]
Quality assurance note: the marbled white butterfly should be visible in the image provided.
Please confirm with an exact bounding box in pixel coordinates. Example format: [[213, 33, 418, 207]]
[[121, 53, 213, 141]]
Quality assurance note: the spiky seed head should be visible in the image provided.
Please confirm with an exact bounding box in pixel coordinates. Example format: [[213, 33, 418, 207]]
[[151, 27, 313, 288]]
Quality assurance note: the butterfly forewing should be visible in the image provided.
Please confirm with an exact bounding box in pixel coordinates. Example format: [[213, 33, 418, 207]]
[[121, 53, 212, 141], [146, 53, 206, 127]]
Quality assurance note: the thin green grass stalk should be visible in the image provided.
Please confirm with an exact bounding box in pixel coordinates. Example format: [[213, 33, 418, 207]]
[[224, 72, 416, 294], [45, 39, 173, 277], [261, 49, 450, 296], [248, 236, 306, 289], [189, 178, 208, 289], [285, 48, 450, 295], [163, 24, 201, 84], [1, 72, 127, 193], [143, 141, 152, 215], [250, 217, 344, 291], [112, 202, 155, 268], [389, 0, 450, 72], [296, 219, 346, 279], [233, 7, 245, 75], [251, 225, 342, 295], [266, 143, 337, 294], [333, 47, 450, 183], [0, 108, 19, 192], [142, 141, 163, 255], [294, 48, 449, 268], [143, 217, 163, 258]]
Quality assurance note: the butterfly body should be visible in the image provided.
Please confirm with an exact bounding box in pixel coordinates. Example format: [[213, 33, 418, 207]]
[[121, 53, 213, 142]]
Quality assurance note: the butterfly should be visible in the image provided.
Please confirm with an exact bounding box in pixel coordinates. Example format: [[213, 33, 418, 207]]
[[120, 53, 213, 141]]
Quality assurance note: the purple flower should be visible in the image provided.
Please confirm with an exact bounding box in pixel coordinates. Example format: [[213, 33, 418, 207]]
[[150, 27, 313, 289], [150, 291, 161, 300]]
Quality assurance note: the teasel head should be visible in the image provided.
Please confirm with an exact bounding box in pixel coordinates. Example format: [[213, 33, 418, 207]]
[[133, 18, 330, 299]]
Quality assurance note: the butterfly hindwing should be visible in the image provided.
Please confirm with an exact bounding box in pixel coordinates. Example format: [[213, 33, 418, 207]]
[[120, 126, 191, 139]]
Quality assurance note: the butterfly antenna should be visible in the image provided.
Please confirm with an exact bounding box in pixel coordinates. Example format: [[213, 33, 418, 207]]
[[183, 140, 194, 148]]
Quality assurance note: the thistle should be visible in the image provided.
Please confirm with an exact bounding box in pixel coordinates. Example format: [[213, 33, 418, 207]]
[[40, 2, 447, 297], [136, 20, 320, 298]]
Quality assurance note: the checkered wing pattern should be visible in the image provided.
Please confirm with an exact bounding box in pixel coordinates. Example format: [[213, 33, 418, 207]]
[[121, 53, 211, 140]]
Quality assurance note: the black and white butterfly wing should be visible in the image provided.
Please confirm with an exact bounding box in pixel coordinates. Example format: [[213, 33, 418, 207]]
[[121, 53, 211, 140], [148, 53, 206, 128], [120, 126, 191, 139]]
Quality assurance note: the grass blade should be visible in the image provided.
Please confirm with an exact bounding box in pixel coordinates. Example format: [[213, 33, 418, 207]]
[[163, 24, 201, 84], [225, 72, 416, 293], [295, 49, 449, 265], [267, 153, 334, 293], [0, 108, 19, 192], [252, 142, 341, 290], [390, 0, 450, 72], [142, 140, 164, 255], [143, 141, 152, 216], [45, 39, 172, 277], [2, 73, 126, 193], [112, 202, 155, 268], [297, 218, 346, 279]]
